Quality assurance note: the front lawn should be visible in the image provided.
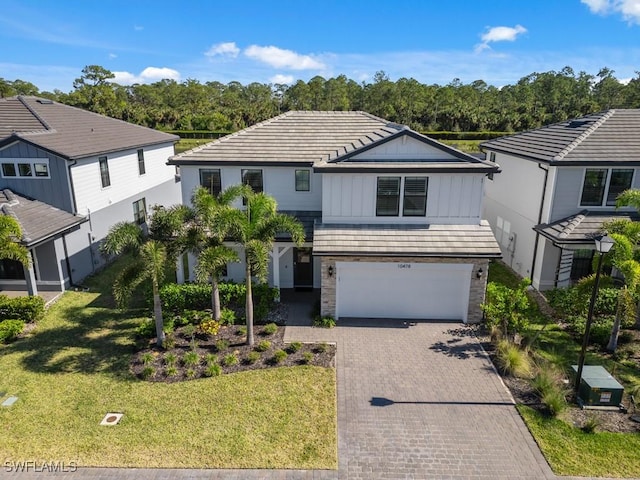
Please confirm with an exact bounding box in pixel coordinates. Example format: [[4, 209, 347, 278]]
[[0, 262, 337, 469]]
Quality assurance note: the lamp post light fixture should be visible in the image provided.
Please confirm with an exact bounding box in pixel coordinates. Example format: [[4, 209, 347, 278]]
[[574, 233, 615, 399]]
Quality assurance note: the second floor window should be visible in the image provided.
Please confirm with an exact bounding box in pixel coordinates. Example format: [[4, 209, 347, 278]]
[[99, 156, 111, 188], [580, 168, 633, 207], [295, 170, 310, 191], [403, 177, 428, 216], [1, 160, 49, 178], [133, 198, 147, 225], [242, 169, 263, 193], [200, 169, 221, 197], [137, 149, 146, 175], [376, 177, 401, 216]]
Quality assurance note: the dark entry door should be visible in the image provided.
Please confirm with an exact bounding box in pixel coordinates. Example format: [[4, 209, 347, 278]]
[[293, 248, 313, 289]]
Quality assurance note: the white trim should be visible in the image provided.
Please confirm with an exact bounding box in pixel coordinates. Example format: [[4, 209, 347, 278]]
[[578, 167, 636, 208], [0, 158, 51, 179]]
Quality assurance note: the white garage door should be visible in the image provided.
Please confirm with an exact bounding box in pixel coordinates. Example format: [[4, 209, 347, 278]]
[[335, 262, 472, 322]]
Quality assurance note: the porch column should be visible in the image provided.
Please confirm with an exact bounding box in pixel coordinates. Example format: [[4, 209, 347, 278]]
[[176, 254, 185, 284], [24, 263, 38, 296], [271, 246, 281, 302]]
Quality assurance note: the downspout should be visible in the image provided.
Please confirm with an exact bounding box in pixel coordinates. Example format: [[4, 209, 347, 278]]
[[67, 159, 78, 214], [530, 163, 549, 287]]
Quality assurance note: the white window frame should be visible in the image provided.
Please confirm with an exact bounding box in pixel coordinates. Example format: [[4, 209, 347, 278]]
[[0, 158, 50, 179], [133, 198, 147, 225], [579, 168, 635, 208], [295, 169, 311, 192], [376, 175, 429, 218]]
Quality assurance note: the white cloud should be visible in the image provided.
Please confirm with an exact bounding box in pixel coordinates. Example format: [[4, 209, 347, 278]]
[[108, 53, 117, 59], [113, 66, 181, 85], [270, 74, 294, 84], [582, 0, 640, 23], [475, 25, 527, 53], [205, 42, 240, 58], [134, 25, 144, 31], [244, 45, 325, 70]]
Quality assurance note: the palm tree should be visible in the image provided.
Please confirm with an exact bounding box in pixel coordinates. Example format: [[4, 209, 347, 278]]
[[181, 185, 248, 320], [101, 221, 168, 347], [0, 216, 30, 268], [223, 190, 305, 345]]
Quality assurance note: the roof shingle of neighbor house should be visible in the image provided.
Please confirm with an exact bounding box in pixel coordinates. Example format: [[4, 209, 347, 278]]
[[534, 210, 640, 245], [0, 96, 179, 160], [481, 109, 640, 164], [0, 189, 86, 246], [170, 110, 399, 165]]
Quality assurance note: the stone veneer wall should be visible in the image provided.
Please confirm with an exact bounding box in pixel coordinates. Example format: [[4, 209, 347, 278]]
[[320, 256, 490, 323]]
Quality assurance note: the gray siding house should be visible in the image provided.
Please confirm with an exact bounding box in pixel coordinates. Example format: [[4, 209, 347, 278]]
[[169, 111, 501, 323], [0, 96, 181, 294], [482, 109, 640, 290]]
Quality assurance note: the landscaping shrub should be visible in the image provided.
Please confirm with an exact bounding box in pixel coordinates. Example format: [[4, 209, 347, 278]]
[[531, 364, 564, 397], [220, 308, 236, 326], [287, 341, 302, 354], [186, 368, 196, 378], [273, 349, 288, 364], [582, 414, 601, 433], [564, 315, 614, 347], [236, 326, 247, 336], [255, 340, 271, 352], [140, 352, 154, 365], [246, 351, 260, 364], [302, 351, 313, 364], [204, 364, 222, 377], [314, 315, 336, 328], [141, 366, 155, 380], [165, 365, 178, 377], [204, 353, 217, 366], [262, 323, 277, 335], [495, 340, 532, 378], [0, 319, 25, 343], [183, 351, 200, 367], [0, 295, 45, 323], [162, 333, 176, 349], [541, 386, 568, 417], [215, 339, 230, 352], [164, 352, 177, 366], [315, 342, 329, 353], [482, 279, 531, 337], [223, 353, 238, 366], [199, 319, 221, 336]]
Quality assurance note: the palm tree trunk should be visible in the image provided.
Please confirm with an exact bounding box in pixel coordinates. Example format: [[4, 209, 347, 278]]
[[245, 259, 254, 346], [152, 279, 165, 348], [607, 313, 622, 352], [212, 278, 221, 321]]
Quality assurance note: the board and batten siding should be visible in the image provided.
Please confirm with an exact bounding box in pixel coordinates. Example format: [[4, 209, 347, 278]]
[[550, 167, 640, 222], [0, 141, 74, 212], [322, 172, 485, 224], [71, 143, 176, 216], [179, 165, 322, 211]]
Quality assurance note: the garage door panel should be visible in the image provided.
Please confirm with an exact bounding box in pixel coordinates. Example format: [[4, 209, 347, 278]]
[[336, 262, 471, 321]]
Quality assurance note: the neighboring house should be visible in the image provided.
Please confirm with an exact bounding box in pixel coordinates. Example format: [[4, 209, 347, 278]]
[[169, 111, 500, 323], [482, 109, 640, 291], [0, 96, 181, 294]]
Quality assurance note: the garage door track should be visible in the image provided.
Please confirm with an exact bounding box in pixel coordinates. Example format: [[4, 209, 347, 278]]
[[286, 318, 554, 479]]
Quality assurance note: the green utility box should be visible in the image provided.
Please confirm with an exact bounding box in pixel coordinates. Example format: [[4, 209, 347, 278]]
[[572, 365, 624, 408]]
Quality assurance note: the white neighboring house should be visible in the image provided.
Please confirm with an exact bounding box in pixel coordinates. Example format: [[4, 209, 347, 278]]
[[0, 96, 181, 294], [482, 109, 640, 291], [169, 111, 501, 323]]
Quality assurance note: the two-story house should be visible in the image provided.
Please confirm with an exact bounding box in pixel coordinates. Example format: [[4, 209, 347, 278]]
[[482, 109, 640, 291], [169, 111, 501, 323], [0, 96, 181, 294]]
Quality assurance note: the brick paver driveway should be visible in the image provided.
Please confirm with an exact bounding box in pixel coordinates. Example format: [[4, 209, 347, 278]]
[[285, 317, 554, 480]]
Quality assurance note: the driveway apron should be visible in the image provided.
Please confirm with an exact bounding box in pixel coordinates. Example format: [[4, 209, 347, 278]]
[[285, 317, 554, 480]]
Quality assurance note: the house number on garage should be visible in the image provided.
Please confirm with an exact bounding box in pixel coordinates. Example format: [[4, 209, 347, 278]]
[[397, 263, 412, 269]]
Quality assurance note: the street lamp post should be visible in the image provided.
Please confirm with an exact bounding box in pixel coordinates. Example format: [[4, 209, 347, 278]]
[[574, 233, 615, 399]]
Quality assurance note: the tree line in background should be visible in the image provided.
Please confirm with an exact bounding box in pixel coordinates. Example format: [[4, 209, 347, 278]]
[[2, 64, 640, 133]]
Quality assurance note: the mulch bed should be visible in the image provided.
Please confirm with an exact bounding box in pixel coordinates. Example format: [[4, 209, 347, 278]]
[[476, 327, 640, 434], [131, 304, 336, 382]]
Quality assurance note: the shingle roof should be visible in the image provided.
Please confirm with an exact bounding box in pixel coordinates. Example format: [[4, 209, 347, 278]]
[[0, 96, 178, 160], [170, 111, 398, 166], [312, 221, 501, 257], [276, 210, 322, 240], [0, 189, 87, 246], [481, 109, 640, 165], [534, 210, 640, 246]]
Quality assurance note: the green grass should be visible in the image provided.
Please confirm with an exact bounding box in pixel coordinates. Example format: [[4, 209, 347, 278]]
[[175, 139, 212, 154], [440, 139, 483, 153], [0, 259, 337, 469], [518, 406, 640, 477], [490, 260, 640, 477]]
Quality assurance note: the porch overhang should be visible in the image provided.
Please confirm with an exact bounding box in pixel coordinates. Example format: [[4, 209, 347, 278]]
[[534, 210, 640, 250], [312, 221, 502, 258]]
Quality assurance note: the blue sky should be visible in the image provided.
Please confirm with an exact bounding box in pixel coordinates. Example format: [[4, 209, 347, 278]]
[[2, 0, 640, 92]]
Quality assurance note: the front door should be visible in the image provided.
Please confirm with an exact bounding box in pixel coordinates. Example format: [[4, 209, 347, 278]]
[[293, 248, 313, 289]]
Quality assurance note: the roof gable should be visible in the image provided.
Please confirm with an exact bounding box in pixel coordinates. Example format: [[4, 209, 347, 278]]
[[481, 109, 640, 165], [0, 96, 179, 160]]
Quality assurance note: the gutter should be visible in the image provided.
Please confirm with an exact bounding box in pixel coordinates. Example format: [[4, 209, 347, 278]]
[[67, 159, 78, 214]]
